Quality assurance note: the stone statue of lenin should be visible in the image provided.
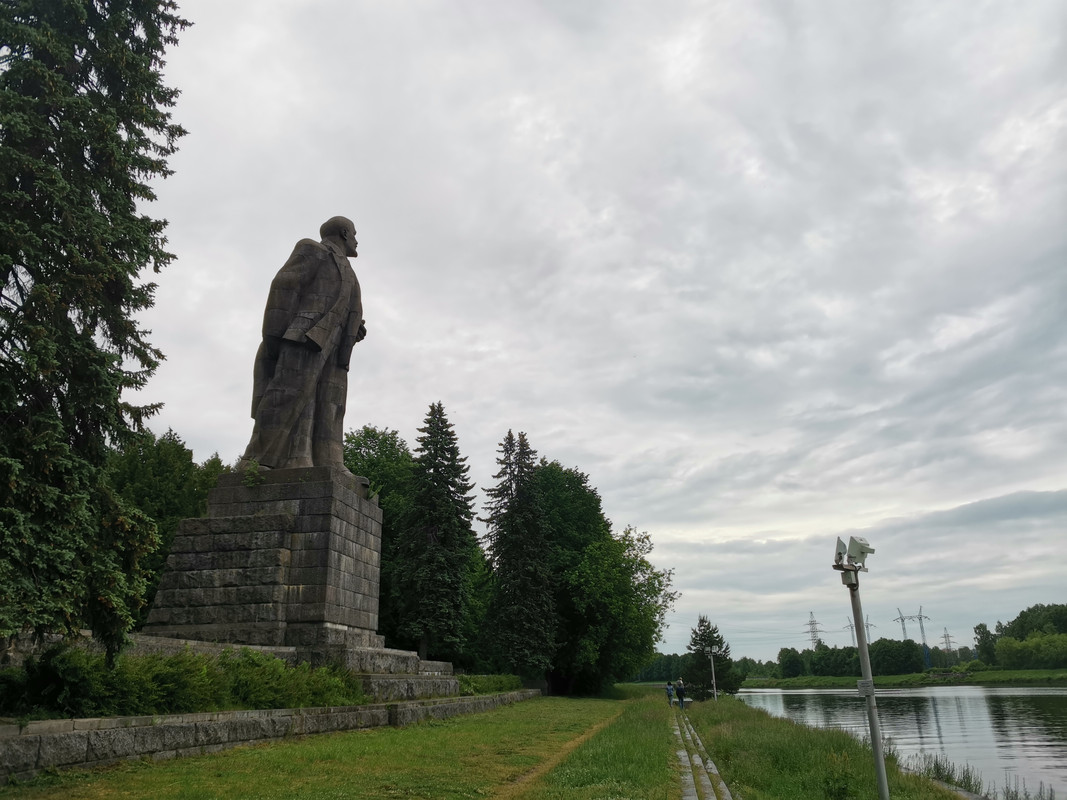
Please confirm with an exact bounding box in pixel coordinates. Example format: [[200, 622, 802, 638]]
[[241, 216, 366, 470]]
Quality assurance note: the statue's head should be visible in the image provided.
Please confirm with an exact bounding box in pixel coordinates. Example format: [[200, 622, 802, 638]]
[[320, 216, 357, 258]]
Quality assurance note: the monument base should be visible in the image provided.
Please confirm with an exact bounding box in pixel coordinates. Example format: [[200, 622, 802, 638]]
[[142, 466, 384, 658]]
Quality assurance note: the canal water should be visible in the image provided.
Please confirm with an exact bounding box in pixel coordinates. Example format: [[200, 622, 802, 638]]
[[738, 686, 1067, 796]]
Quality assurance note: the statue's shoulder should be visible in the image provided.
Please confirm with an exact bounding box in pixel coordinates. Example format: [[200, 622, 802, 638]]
[[278, 238, 331, 270], [290, 238, 329, 257]]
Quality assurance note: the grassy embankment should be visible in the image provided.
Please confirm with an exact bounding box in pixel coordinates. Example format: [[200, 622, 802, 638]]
[[683, 695, 961, 800], [743, 668, 1067, 689], [3, 686, 967, 800]]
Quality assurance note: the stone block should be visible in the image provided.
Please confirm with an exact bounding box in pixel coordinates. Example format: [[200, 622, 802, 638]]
[[0, 735, 39, 774], [87, 727, 139, 761], [35, 731, 89, 768]]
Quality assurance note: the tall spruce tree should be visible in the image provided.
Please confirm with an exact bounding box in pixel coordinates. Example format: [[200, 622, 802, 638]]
[[391, 403, 479, 660], [482, 430, 555, 679], [0, 0, 188, 658], [683, 614, 741, 699]]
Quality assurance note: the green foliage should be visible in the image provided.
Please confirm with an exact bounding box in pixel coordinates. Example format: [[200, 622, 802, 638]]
[[560, 524, 676, 694], [107, 429, 231, 625], [811, 643, 860, 677], [216, 648, 362, 709], [456, 673, 522, 696], [241, 458, 264, 487], [483, 430, 556, 679], [778, 646, 806, 678], [389, 402, 480, 662], [904, 752, 987, 796], [481, 441, 677, 693], [995, 631, 1067, 670], [823, 751, 855, 800], [630, 651, 696, 682], [998, 603, 1067, 640], [683, 614, 742, 698], [868, 638, 924, 675], [975, 622, 999, 665], [342, 424, 415, 647], [535, 458, 675, 694], [0, 644, 364, 718], [0, 0, 187, 660]]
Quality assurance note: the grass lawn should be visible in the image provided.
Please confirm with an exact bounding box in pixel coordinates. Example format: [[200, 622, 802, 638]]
[[3, 686, 974, 799], [1, 688, 680, 800]]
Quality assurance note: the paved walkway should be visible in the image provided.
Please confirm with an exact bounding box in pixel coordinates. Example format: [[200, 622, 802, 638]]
[[671, 704, 733, 800]]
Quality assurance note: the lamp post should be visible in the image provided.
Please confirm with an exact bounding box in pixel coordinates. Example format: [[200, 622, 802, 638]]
[[704, 644, 718, 701], [833, 536, 890, 800]]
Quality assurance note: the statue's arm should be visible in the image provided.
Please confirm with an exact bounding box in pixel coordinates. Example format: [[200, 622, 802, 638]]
[[336, 279, 365, 370]]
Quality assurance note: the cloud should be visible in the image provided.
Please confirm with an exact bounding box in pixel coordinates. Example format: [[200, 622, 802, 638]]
[[135, 0, 1065, 662]]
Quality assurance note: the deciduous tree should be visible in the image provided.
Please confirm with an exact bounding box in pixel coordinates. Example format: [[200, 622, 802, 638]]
[[342, 424, 415, 647], [107, 429, 228, 624]]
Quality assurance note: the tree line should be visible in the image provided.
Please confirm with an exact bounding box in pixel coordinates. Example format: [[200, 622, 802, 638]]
[[635, 602, 1067, 684], [344, 409, 677, 694], [973, 604, 1067, 671], [8, 410, 679, 696]]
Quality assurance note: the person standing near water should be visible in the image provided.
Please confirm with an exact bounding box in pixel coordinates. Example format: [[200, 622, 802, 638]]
[[676, 678, 687, 709], [666, 681, 675, 706]]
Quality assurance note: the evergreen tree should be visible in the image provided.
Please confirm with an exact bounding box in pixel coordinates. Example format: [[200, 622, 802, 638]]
[[390, 403, 479, 661], [482, 430, 555, 679], [0, 0, 188, 658], [342, 424, 415, 648], [683, 615, 742, 698]]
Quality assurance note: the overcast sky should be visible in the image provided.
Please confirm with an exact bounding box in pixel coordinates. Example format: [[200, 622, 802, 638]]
[[137, 1, 1065, 662]]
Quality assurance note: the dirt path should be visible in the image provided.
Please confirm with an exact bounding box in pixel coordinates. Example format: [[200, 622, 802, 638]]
[[492, 707, 626, 798]]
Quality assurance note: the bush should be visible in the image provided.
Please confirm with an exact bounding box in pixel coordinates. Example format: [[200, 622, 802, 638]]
[[0, 644, 364, 718], [457, 674, 522, 696]]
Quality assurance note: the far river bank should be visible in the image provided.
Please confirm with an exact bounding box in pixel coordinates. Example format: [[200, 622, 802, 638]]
[[742, 667, 1067, 690]]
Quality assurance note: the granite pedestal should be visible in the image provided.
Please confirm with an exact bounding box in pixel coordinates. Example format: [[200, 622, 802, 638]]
[[142, 466, 385, 662]]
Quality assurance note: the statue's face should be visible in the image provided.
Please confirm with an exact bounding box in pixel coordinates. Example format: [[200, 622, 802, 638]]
[[344, 226, 358, 258]]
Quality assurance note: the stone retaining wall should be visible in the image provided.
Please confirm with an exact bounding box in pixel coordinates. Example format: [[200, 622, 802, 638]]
[[1, 690, 540, 785]]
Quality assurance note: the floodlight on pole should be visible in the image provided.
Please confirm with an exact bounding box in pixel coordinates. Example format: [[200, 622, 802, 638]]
[[704, 644, 718, 701], [832, 535, 890, 800]]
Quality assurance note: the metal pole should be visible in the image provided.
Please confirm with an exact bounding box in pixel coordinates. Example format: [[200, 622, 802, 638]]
[[704, 645, 719, 701], [710, 650, 718, 701], [849, 576, 890, 800]]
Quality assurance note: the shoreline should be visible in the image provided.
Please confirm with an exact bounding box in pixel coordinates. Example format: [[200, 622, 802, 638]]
[[740, 667, 1067, 690]]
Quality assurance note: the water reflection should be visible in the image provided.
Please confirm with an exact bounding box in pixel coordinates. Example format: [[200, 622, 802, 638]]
[[739, 687, 1067, 795]]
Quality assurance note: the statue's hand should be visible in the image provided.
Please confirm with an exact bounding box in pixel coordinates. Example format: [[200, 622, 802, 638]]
[[355, 322, 367, 342]]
